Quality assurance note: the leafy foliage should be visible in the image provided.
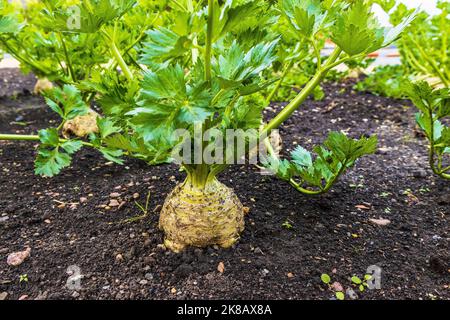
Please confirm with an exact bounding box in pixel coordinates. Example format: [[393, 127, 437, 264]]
[[38, 0, 137, 33], [44, 85, 90, 121], [365, 0, 449, 97], [263, 132, 377, 194], [0, 12, 21, 34], [355, 65, 409, 99], [406, 81, 450, 179], [214, 40, 278, 90], [129, 63, 213, 142], [139, 27, 191, 65], [0, 0, 414, 195], [0, 0, 158, 83], [35, 128, 83, 177], [281, 0, 328, 39]]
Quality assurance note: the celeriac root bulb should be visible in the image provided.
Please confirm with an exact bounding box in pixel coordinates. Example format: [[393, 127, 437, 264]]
[[159, 179, 245, 252], [62, 110, 99, 138], [33, 78, 53, 95]]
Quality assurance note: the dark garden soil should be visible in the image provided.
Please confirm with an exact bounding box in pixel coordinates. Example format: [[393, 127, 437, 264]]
[[0, 68, 36, 97], [0, 70, 448, 300]]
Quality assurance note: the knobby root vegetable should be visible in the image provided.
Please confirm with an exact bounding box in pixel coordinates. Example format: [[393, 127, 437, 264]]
[[62, 110, 99, 138], [33, 78, 53, 94], [159, 178, 245, 252]]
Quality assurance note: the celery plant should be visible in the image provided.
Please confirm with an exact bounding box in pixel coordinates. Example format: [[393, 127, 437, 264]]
[[0, 0, 414, 251], [406, 81, 450, 180]]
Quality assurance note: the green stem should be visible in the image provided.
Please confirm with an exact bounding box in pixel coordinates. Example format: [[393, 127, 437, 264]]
[[110, 40, 134, 82], [0, 38, 49, 76], [187, 0, 216, 189], [0, 134, 94, 147], [440, 165, 450, 173], [58, 33, 76, 82], [289, 179, 324, 195], [170, 0, 187, 11], [403, 47, 429, 75], [187, 165, 213, 189], [289, 160, 348, 195], [262, 47, 342, 136], [205, 0, 214, 83], [0, 134, 41, 141], [322, 52, 364, 73], [186, 0, 199, 63], [439, 173, 450, 179], [211, 88, 226, 106], [265, 60, 294, 105], [311, 37, 321, 69], [103, 28, 134, 82], [440, 8, 448, 63], [425, 110, 449, 180], [409, 36, 450, 87]]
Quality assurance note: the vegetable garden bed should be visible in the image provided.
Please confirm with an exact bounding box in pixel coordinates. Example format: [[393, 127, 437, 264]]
[[1, 72, 448, 300]]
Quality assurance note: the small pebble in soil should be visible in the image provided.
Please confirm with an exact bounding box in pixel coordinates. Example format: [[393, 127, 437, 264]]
[[217, 262, 225, 273], [369, 218, 391, 226], [115, 254, 124, 262], [331, 282, 343, 292], [35, 291, 48, 300], [143, 239, 152, 247], [109, 199, 120, 207], [139, 279, 148, 285], [346, 288, 358, 300], [144, 273, 154, 281], [7, 247, 31, 266]]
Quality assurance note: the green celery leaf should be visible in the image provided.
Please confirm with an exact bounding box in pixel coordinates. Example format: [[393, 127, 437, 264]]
[[44, 85, 89, 121], [38, 0, 136, 33], [130, 64, 213, 142], [35, 147, 71, 177], [60, 140, 83, 154], [140, 27, 191, 65], [331, 0, 384, 56], [291, 145, 313, 167], [0, 14, 22, 34], [97, 118, 121, 139], [323, 132, 378, 164], [280, 0, 328, 38], [99, 147, 124, 164], [38, 128, 60, 146], [215, 40, 278, 89]]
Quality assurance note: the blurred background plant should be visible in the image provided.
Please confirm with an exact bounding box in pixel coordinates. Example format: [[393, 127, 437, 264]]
[[357, 0, 449, 98]]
